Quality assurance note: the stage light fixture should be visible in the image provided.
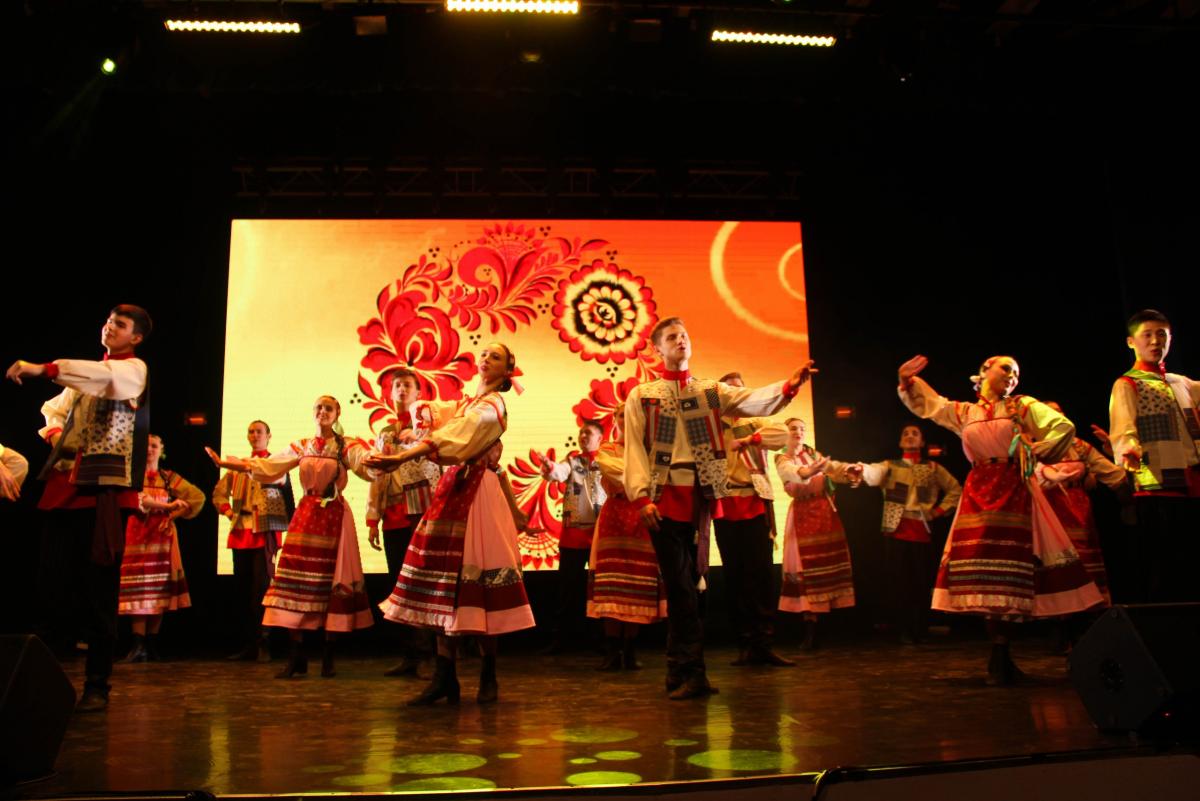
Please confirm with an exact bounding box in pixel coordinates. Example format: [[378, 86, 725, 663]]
[[445, 0, 579, 15], [711, 30, 835, 47], [927, 444, 945, 458], [183, 412, 209, 427], [100, 58, 117, 74], [164, 20, 302, 34], [834, 405, 855, 420]]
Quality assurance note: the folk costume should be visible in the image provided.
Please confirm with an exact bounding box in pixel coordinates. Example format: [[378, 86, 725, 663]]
[[900, 377, 1104, 620], [214, 449, 295, 656], [775, 446, 858, 616], [860, 452, 962, 640], [118, 467, 205, 615], [543, 448, 606, 647], [624, 370, 797, 695], [1109, 360, 1200, 601], [35, 354, 149, 699], [380, 392, 534, 636], [247, 437, 374, 633], [1036, 438, 1125, 605], [714, 418, 791, 663]]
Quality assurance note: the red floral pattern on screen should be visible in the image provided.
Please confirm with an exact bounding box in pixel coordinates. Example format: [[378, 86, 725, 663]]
[[507, 448, 565, 569], [552, 261, 657, 364]]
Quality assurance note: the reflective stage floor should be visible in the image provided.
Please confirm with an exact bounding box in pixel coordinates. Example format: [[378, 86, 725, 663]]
[[35, 637, 1137, 795]]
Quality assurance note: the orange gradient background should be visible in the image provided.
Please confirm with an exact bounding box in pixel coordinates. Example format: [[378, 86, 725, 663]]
[[219, 219, 812, 574]]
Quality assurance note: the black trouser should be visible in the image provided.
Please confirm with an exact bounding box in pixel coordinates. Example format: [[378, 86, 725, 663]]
[[649, 517, 706, 683], [36, 508, 127, 694], [383, 526, 432, 658], [713, 514, 776, 651], [882, 536, 934, 637], [1132, 495, 1200, 603], [551, 545, 591, 639], [231, 547, 271, 644]]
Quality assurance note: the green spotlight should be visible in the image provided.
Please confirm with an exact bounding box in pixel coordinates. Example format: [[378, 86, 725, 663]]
[[101, 58, 117, 75]]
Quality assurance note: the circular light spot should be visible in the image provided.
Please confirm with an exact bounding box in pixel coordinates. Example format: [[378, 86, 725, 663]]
[[665, 739, 699, 747], [330, 773, 391, 787], [688, 749, 791, 771], [595, 750, 641, 761], [569, 758, 598, 765], [459, 738, 485, 745], [565, 771, 642, 786], [394, 777, 497, 792], [516, 737, 548, 746], [552, 727, 638, 744], [301, 765, 345, 774], [497, 753, 522, 759], [389, 753, 488, 775]]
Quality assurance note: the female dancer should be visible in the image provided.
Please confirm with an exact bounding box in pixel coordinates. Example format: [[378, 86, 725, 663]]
[[774, 418, 858, 650], [586, 402, 667, 670], [119, 434, 205, 662], [369, 342, 535, 705], [897, 355, 1104, 684], [207, 395, 374, 678]]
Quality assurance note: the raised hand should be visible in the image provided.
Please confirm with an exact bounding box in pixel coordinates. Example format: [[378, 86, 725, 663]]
[[5, 360, 45, 386], [789, 360, 819, 390], [800, 455, 830, 479], [846, 463, 864, 487], [205, 447, 249, 472], [0, 464, 20, 501], [898, 355, 928, 385]]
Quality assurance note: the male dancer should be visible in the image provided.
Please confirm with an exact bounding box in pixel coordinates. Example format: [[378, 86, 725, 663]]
[[213, 419, 295, 661], [538, 420, 606, 653], [6, 304, 152, 711], [716, 372, 793, 667], [367, 369, 441, 675], [855, 424, 962, 643], [623, 317, 814, 699], [1109, 309, 1200, 602]]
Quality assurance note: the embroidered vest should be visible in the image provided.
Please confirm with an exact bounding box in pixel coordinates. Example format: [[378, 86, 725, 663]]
[[41, 383, 150, 490], [561, 454, 605, 528], [726, 419, 774, 500], [639, 378, 729, 500], [377, 423, 441, 515], [880, 459, 937, 532], [1123, 370, 1200, 492]]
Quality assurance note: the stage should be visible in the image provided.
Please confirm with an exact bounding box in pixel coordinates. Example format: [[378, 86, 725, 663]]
[[32, 635, 1148, 796]]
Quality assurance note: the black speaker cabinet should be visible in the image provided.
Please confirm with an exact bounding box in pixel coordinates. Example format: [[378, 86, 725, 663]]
[[1069, 604, 1200, 735], [0, 635, 77, 784]]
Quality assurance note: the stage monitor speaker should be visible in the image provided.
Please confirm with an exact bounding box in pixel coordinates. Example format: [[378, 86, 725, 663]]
[[0, 634, 77, 785], [1069, 603, 1200, 735]]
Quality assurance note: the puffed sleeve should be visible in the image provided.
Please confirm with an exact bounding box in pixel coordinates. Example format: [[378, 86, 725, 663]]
[[860, 460, 890, 488], [595, 442, 625, 486], [423, 395, 506, 466], [48, 357, 147, 400], [246, 442, 304, 483], [622, 385, 653, 506], [0, 444, 29, 488], [899, 376, 967, 436], [1080, 440, 1127, 491], [1108, 377, 1140, 466], [39, 388, 77, 443], [1021, 397, 1076, 464], [170, 473, 207, 520], [342, 437, 375, 481]]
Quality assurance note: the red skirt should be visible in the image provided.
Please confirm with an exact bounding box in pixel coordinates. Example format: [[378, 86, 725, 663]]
[[587, 494, 667, 625], [933, 462, 1102, 619], [1043, 485, 1111, 605], [118, 513, 190, 614], [779, 496, 856, 614]]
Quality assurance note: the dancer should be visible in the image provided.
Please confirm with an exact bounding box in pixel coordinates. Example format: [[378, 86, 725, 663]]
[[371, 342, 535, 705], [213, 419, 295, 661], [1108, 309, 1200, 602], [0, 443, 28, 501], [717, 372, 794, 667], [623, 317, 815, 700], [774, 418, 859, 650], [536, 419, 606, 653], [898, 354, 1104, 684], [119, 434, 205, 662], [7, 304, 152, 712], [587, 402, 667, 670], [206, 395, 375, 679], [856, 424, 962, 643]]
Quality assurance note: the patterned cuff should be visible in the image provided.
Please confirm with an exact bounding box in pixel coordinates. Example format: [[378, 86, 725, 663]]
[[421, 438, 439, 460], [750, 432, 763, 445], [43, 427, 63, 445], [218, 503, 232, 516], [782, 379, 800, 399], [43, 362, 60, 380]]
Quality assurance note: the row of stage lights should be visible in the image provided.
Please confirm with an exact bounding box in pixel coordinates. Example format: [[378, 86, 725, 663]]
[[151, 3, 835, 47]]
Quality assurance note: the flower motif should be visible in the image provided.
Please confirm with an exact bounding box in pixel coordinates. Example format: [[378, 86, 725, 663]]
[[573, 376, 641, 441], [506, 448, 565, 570], [357, 287, 477, 405], [551, 261, 657, 364]]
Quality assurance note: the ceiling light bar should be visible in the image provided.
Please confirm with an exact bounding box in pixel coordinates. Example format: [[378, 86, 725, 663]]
[[446, 0, 579, 15], [711, 30, 835, 47], [164, 20, 302, 34]]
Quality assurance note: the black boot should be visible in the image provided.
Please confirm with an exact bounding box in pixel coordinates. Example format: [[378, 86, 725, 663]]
[[256, 633, 272, 663], [477, 655, 498, 704], [799, 620, 818, 651], [76, 679, 110, 713], [621, 638, 642, 670], [1004, 647, 1025, 684], [144, 634, 161, 662], [596, 638, 622, 671], [384, 654, 421, 677], [321, 640, 336, 678], [276, 638, 308, 679], [226, 641, 257, 661], [408, 655, 460, 705], [730, 644, 752, 666], [121, 634, 147, 664]]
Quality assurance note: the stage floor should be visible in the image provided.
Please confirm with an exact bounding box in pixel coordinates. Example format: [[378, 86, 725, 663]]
[[40, 636, 1128, 795]]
